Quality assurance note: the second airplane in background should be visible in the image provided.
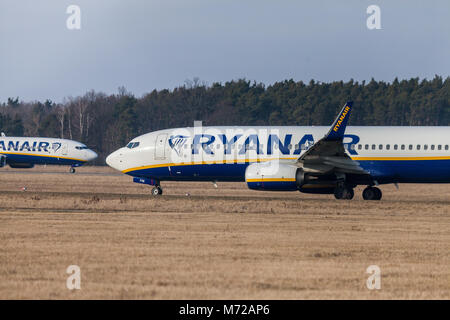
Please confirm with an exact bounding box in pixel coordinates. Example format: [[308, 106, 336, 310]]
[[0, 134, 98, 172]]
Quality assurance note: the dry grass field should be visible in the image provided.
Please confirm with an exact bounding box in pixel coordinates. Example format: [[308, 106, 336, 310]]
[[0, 165, 449, 299]]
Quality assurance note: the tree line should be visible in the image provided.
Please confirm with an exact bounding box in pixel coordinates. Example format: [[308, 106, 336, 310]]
[[1, 76, 449, 164]]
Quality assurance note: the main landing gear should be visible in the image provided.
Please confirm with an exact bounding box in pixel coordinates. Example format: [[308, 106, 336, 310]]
[[151, 186, 163, 196], [69, 167, 76, 173], [334, 185, 354, 200], [334, 184, 382, 200], [362, 186, 382, 200]]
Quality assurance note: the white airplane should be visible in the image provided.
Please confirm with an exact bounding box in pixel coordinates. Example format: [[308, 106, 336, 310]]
[[106, 102, 450, 200], [0, 134, 98, 172]]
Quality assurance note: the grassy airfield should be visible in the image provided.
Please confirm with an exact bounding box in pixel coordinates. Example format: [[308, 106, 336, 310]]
[[0, 166, 449, 299]]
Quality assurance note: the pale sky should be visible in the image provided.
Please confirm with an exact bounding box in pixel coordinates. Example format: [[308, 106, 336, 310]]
[[0, 0, 449, 102]]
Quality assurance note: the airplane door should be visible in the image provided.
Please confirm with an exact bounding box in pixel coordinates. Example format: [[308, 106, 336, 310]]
[[154, 134, 167, 160], [61, 143, 68, 155]]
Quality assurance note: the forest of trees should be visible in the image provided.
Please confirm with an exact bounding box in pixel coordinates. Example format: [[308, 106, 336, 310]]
[[1, 76, 449, 164]]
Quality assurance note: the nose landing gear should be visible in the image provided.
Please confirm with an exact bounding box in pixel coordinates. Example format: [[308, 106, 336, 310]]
[[151, 186, 163, 196], [132, 177, 163, 196]]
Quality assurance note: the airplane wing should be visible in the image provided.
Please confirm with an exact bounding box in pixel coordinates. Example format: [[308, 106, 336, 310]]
[[297, 102, 368, 175]]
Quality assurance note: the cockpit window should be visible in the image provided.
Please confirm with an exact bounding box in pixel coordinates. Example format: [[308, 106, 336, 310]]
[[75, 146, 89, 150], [126, 142, 140, 149]]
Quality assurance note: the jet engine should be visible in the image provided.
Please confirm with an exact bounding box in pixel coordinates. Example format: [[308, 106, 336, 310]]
[[9, 163, 35, 169], [245, 161, 300, 191], [245, 160, 337, 194]]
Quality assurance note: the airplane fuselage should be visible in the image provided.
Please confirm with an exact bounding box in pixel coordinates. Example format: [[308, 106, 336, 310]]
[[106, 126, 450, 185], [0, 137, 98, 168]]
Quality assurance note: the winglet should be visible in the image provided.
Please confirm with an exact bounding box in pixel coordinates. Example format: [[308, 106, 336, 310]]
[[323, 101, 353, 141]]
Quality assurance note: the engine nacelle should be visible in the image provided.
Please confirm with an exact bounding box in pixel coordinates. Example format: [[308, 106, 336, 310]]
[[245, 161, 299, 191], [9, 163, 34, 169], [0, 155, 6, 168], [245, 161, 339, 194]]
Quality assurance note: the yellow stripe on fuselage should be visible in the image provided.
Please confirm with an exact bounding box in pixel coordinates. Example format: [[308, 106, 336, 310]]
[[0, 151, 86, 162], [122, 157, 298, 173]]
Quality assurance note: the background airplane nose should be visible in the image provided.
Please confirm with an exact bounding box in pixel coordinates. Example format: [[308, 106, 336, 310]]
[[88, 150, 98, 161]]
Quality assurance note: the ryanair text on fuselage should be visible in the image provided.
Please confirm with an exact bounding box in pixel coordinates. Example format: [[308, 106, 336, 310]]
[[169, 133, 360, 156], [0, 140, 57, 152]]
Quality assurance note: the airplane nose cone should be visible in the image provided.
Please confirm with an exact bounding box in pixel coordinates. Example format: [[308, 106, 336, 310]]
[[88, 150, 98, 161], [105, 153, 113, 167]]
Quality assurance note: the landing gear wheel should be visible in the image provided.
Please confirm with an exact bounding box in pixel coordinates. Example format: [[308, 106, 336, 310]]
[[69, 167, 76, 173], [362, 186, 382, 200], [345, 188, 354, 200], [151, 186, 163, 196], [334, 186, 354, 200]]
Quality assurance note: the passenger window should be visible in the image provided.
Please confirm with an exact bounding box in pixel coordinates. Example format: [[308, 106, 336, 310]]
[[417, 145, 421, 150], [358, 144, 362, 150], [424, 145, 428, 150], [350, 144, 355, 150], [372, 144, 376, 150], [386, 144, 390, 150], [401, 145, 405, 150], [409, 145, 413, 150], [438, 145, 442, 150], [394, 145, 398, 150], [379, 144, 383, 150], [446, 145, 449, 151], [295, 144, 299, 150], [365, 144, 369, 150], [431, 145, 435, 150]]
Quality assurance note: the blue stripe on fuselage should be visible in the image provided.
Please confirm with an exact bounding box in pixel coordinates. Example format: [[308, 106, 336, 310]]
[[3, 153, 86, 166], [357, 159, 450, 183], [124, 159, 450, 184]]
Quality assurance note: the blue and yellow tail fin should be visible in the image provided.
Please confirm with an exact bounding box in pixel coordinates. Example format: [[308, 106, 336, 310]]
[[323, 101, 353, 141]]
